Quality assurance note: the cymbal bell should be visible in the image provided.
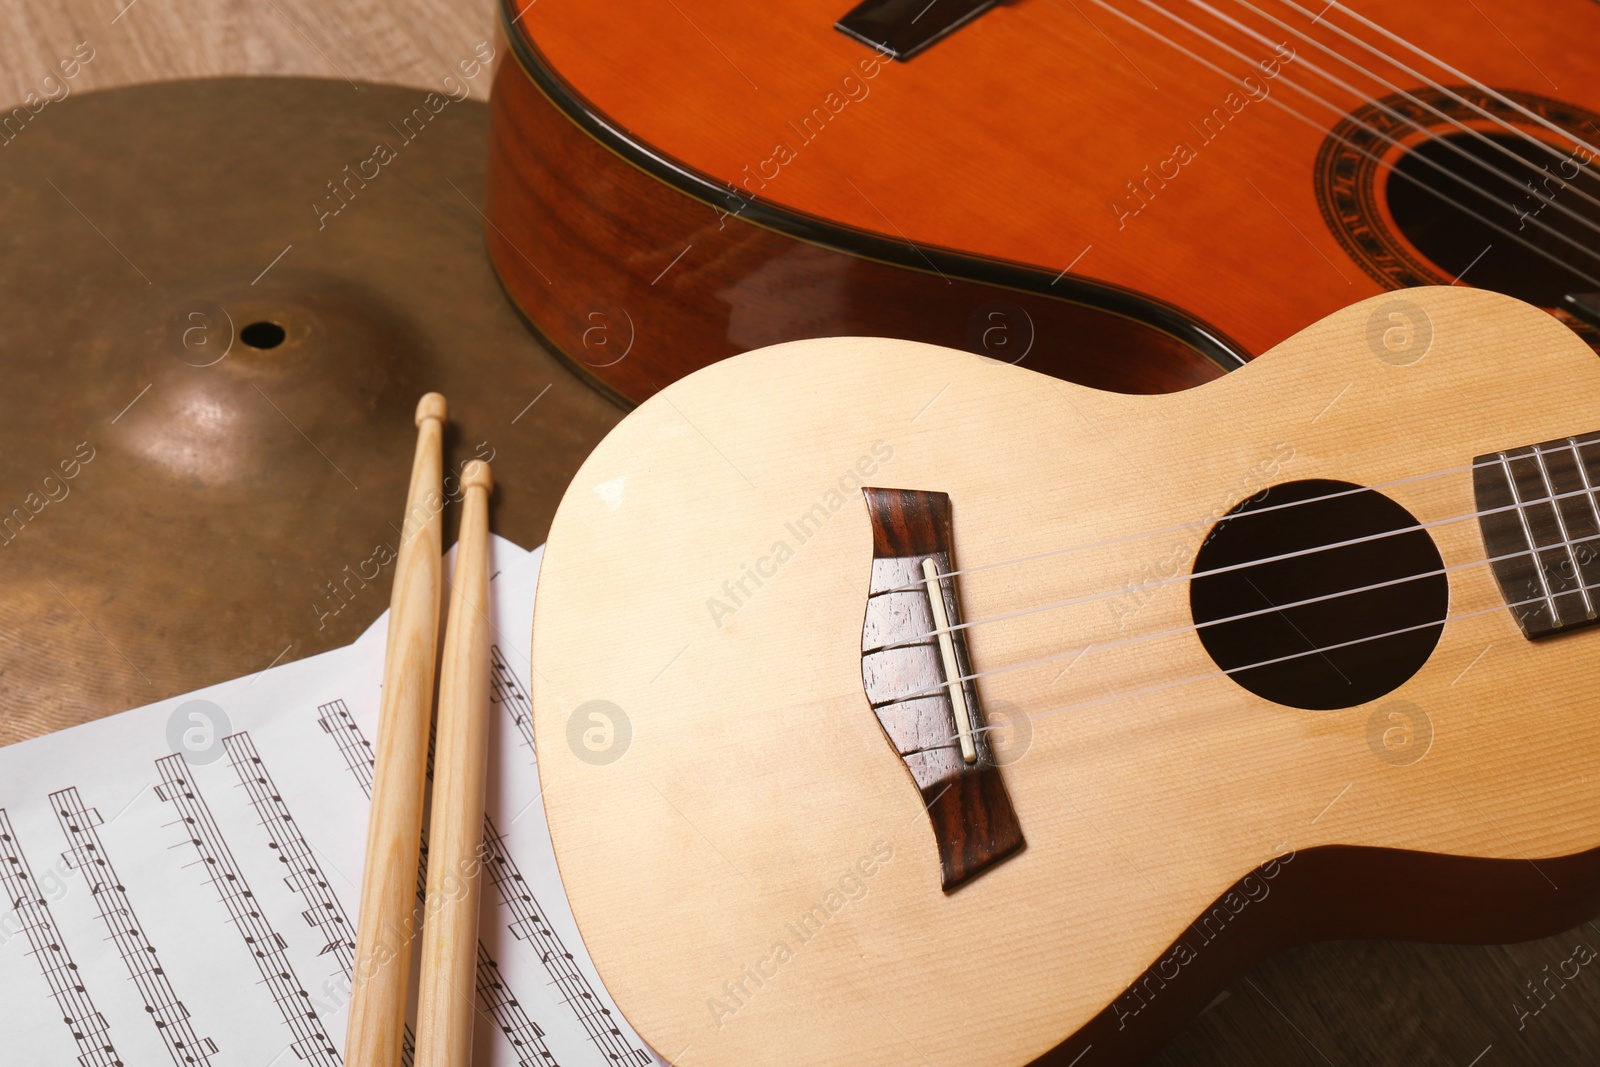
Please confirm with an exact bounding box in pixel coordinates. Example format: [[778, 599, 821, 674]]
[[0, 76, 622, 744]]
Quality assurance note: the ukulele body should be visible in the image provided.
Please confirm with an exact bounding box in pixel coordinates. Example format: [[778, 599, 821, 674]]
[[530, 288, 1600, 1065], [487, 0, 1600, 403]]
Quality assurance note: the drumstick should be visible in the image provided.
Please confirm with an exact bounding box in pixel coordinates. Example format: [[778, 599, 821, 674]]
[[346, 393, 447, 1067], [415, 460, 494, 1067]]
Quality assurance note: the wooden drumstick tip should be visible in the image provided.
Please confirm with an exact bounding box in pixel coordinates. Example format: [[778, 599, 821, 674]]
[[415, 392, 448, 426], [461, 459, 492, 493]]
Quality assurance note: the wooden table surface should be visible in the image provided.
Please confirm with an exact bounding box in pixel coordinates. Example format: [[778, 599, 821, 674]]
[[1, 3, 1597, 1066], [1, 0, 495, 105]]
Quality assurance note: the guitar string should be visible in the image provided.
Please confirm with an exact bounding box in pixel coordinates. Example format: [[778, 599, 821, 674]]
[[1301, 0, 1600, 164], [1174, 0, 1600, 254], [863, 8, 1600, 596], [882, 0, 1600, 625], [885, 469, 1600, 647], [1172, 0, 1600, 187], [1253, 0, 1600, 212], [1205, 0, 1600, 232], [1090, 0, 1600, 285], [905, 592, 1530, 758], [885, 532, 1574, 703]]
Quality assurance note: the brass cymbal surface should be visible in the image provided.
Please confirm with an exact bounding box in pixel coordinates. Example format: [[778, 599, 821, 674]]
[[0, 76, 622, 744]]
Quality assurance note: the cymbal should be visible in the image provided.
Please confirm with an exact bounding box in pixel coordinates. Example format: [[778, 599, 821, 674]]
[[0, 76, 622, 745]]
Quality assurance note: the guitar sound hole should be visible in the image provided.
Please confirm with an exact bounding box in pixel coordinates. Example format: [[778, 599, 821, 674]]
[[1388, 131, 1600, 307], [1190, 479, 1448, 711]]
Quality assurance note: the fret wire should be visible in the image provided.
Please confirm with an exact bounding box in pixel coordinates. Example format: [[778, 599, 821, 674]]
[[1531, 443, 1595, 618], [1496, 451, 1555, 625], [1568, 436, 1600, 568]]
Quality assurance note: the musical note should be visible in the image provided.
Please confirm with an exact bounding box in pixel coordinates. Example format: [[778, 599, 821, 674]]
[[0, 808, 126, 1067], [50, 787, 219, 1067], [314, 700, 421, 1067], [318, 699, 560, 1066], [152, 757, 338, 1066], [485, 647, 652, 1067], [222, 732, 355, 979], [489, 645, 537, 761]]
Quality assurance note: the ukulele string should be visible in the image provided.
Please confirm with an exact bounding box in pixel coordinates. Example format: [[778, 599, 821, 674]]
[[886, 532, 1570, 704], [1094, 0, 1600, 282], [1204, 0, 1600, 236], [886, 472, 1600, 650], [877, 450, 1587, 596], [906, 586, 1557, 758]]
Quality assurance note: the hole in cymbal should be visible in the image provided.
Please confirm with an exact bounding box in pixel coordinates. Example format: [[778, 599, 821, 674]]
[[240, 321, 286, 349]]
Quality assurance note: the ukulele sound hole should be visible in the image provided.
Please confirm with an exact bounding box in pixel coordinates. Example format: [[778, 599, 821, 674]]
[[1388, 132, 1600, 308], [1190, 479, 1448, 711]]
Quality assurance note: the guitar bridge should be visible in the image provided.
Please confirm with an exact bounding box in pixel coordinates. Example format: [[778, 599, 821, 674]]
[[860, 487, 1024, 891], [836, 0, 997, 60]]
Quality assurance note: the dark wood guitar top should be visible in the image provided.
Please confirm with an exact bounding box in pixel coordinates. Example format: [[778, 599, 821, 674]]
[[509, 0, 1600, 363]]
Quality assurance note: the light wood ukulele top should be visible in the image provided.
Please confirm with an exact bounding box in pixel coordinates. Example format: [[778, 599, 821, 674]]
[[530, 287, 1600, 1066]]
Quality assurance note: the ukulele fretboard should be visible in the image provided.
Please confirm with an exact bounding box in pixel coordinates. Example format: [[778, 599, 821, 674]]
[[1474, 433, 1600, 638]]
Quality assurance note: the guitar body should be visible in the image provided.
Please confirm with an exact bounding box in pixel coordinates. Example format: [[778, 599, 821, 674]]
[[530, 287, 1600, 1064], [487, 0, 1600, 403]]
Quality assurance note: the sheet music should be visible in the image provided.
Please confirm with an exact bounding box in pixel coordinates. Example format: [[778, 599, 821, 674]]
[[0, 536, 662, 1067]]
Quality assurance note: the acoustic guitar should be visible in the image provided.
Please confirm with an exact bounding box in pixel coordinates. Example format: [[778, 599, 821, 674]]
[[485, 0, 1600, 405], [528, 287, 1600, 1064]]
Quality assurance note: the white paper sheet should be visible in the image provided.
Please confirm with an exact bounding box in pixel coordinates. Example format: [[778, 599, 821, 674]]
[[0, 536, 662, 1067]]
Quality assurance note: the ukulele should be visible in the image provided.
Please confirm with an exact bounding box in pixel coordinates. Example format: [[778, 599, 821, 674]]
[[528, 287, 1600, 1065], [484, 0, 1600, 405]]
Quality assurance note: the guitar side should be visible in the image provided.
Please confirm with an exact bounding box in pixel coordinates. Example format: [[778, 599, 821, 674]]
[[483, 21, 1244, 404]]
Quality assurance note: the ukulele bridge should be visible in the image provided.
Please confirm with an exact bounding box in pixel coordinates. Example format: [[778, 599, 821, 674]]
[[860, 487, 1024, 891]]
